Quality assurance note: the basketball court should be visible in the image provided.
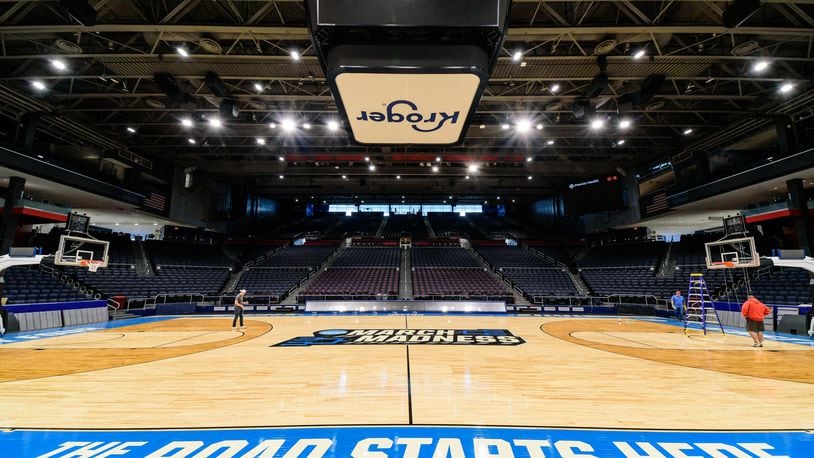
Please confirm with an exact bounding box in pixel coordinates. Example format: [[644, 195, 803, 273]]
[[1, 314, 812, 456]]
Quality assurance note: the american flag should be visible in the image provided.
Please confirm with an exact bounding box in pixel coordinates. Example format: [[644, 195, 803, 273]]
[[143, 192, 168, 213], [643, 192, 669, 216]]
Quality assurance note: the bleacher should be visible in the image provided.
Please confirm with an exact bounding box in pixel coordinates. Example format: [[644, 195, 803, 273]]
[[235, 268, 312, 299], [411, 247, 482, 268], [577, 242, 666, 269], [144, 240, 232, 268], [411, 268, 510, 301], [325, 213, 383, 239], [255, 246, 337, 268], [427, 214, 477, 239], [300, 268, 399, 300], [2, 266, 87, 304], [475, 247, 553, 268], [500, 268, 578, 297], [382, 215, 428, 239], [331, 247, 401, 267]]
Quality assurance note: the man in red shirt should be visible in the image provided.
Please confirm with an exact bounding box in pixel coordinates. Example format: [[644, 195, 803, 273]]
[[741, 295, 771, 347]]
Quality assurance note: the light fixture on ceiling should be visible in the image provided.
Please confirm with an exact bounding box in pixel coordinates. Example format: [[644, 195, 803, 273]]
[[546, 139, 555, 145], [465, 175, 470, 180], [279, 175, 284, 179], [50, 59, 67, 71], [253, 82, 263, 92], [327, 120, 339, 131], [479, 124, 486, 129], [208, 117, 222, 128], [515, 120, 532, 133], [281, 119, 296, 132], [368, 165, 376, 171], [753, 60, 769, 72], [780, 82, 794, 93], [512, 50, 522, 62], [550, 83, 560, 93], [256, 138, 266, 145], [126, 127, 136, 133], [468, 164, 478, 173], [520, 61, 527, 68], [633, 49, 646, 59], [342, 175, 347, 179], [527, 176, 533, 180], [181, 118, 193, 127], [536, 124, 543, 130], [31, 80, 46, 91], [176, 47, 189, 57], [269, 123, 277, 129], [432, 166, 439, 173], [364, 156, 370, 162], [290, 50, 300, 61], [590, 118, 605, 130], [618, 119, 632, 129], [302, 122, 312, 130], [617, 139, 626, 145], [187, 138, 196, 144], [526, 157, 533, 162], [683, 128, 693, 135], [396, 175, 401, 179], [501, 124, 510, 130], [278, 156, 285, 161]]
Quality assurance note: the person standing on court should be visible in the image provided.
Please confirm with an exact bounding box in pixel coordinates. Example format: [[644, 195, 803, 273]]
[[671, 290, 685, 321], [741, 294, 771, 347], [233, 289, 247, 331]]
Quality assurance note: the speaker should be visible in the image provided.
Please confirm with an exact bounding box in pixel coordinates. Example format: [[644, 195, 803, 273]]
[[154, 73, 193, 104], [205, 71, 230, 98], [219, 99, 240, 119]]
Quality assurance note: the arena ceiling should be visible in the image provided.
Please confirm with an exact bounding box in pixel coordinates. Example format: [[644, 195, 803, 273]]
[[1, 0, 813, 198]]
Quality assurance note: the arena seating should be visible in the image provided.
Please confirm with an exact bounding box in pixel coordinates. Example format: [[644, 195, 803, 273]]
[[577, 242, 666, 269], [235, 268, 312, 299], [331, 248, 401, 267], [475, 247, 553, 268], [411, 247, 482, 267], [2, 266, 87, 304], [144, 240, 232, 268], [427, 214, 477, 239], [325, 213, 383, 239], [500, 268, 578, 297], [411, 268, 510, 301], [382, 215, 428, 239], [749, 268, 810, 305], [255, 246, 337, 268], [300, 268, 399, 300]]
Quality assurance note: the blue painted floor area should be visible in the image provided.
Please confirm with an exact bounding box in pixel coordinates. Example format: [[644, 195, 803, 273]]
[[0, 315, 175, 345], [1, 425, 811, 457]]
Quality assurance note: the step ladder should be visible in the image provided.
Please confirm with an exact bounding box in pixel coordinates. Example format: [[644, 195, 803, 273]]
[[684, 273, 725, 336]]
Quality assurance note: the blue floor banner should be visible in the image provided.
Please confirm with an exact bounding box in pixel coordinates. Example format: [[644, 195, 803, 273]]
[[1, 425, 809, 457]]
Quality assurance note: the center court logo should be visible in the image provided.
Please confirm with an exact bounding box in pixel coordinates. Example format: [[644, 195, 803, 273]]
[[273, 329, 524, 347], [355, 100, 460, 133]]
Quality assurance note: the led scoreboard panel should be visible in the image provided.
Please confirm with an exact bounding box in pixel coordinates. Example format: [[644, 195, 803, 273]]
[[66, 213, 90, 233], [564, 176, 625, 216]]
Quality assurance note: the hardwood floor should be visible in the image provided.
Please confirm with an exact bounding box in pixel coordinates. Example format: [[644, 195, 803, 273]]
[[0, 315, 812, 430]]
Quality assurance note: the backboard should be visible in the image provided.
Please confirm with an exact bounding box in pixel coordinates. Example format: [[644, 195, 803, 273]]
[[54, 235, 109, 268], [705, 236, 759, 269]]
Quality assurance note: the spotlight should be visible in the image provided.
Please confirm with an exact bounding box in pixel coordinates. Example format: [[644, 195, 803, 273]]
[[633, 49, 646, 59], [468, 165, 478, 173], [31, 80, 46, 91], [619, 119, 632, 129], [550, 83, 560, 93], [176, 47, 189, 57], [753, 61, 769, 72], [512, 51, 522, 62], [208, 117, 223, 128], [269, 123, 277, 129], [780, 83, 794, 93], [432, 166, 439, 172], [253, 83, 263, 92], [590, 118, 605, 130], [279, 175, 284, 179], [435, 156, 442, 162], [327, 120, 339, 131], [303, 122, 312, 129], [617, 139, 626, 145], [187, 138, 196, 144], [546, 139, 555, 145], [364, 156, 370, 162], [342, 175, 347, 179], [501, 124, 510, 130], [479, 124, 486, 129], [526, 157, 533, 162], [50, 59, 67, 71], [527, 176, 533, 180], [516, 120, 532, 133], [281, 119, 296, 132], [126, 127, 136, 133], [396, 175, 401, 179], [683, 128, 693, 135], [290, 50, 300, 61], [368, 165, 376, 171], [278, 156, 285, 161], [536, 124, 543, 130], [256, 138, 266, 145], [181, 118, 193, 127], [465, 175, 470, 180]]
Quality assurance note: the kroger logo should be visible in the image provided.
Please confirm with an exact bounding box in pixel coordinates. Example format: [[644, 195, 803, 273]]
[[355, 100, 460, 133]]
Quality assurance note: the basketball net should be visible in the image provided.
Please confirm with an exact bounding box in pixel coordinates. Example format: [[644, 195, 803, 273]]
[[79, 260, 102, 272]]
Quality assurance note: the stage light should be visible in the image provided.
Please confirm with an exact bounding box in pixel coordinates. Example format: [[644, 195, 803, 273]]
[[753, 60, 769, 72], [176, 47, 189, 57], [369, 165, 376, 171], [256, 138, 266, 145], [501, 124, 510, 130], [303, 122, 312, 130], [208, 117, 222, 128], [468, 164, 478, 173], [547, 139, 555, 145], [550, 83, 560, 93], [281, 119, 296, 132], [780, 82, 794, 93], [633, 49, 646, 59], [126, 127, 136, 133], [31, 80, 46, 91], [617, 139, 626, 145], [253, 82, 263, 92], [278, 156, 285, 161], [50, 59, 67, 71], [619, 119, 632, 129], [590, 118, 605, 129], [512, 50, 522, 62], [432, 166, 439, 172], [269, 123, 277, 129], [516, 120, 532, 133], [479, 124, 486, 129], [187, 138, 196, 144], [327, 120, 339, 131], [526, 157, 533, 162], [290, 50, 300, 61], [181, 118, 193, 127], [536, 124, 543, 130], [683, 128, 693, 135]]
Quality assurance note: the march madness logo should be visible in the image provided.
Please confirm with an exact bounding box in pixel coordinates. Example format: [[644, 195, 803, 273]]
[[273, 329, 524, 347]]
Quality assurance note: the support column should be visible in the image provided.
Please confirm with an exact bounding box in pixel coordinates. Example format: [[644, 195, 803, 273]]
[[786, 178, 813, 255], [0, 176, 26, 253], [775, 115, 798, 156]]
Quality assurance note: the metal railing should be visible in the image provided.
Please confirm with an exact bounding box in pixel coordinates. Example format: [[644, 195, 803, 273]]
[[530, 294, 671, 310]]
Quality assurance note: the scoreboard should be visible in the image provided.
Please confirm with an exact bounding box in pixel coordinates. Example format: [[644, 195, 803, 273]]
[[66, 213, 90, 233]]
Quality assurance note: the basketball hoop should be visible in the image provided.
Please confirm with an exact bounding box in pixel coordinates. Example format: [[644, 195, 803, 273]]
[[710, 261, 736, 269], [79, 259, 103, 272]]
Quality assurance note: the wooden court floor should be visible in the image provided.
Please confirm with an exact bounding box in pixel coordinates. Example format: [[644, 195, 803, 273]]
[[1, 315, 813, 431]]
